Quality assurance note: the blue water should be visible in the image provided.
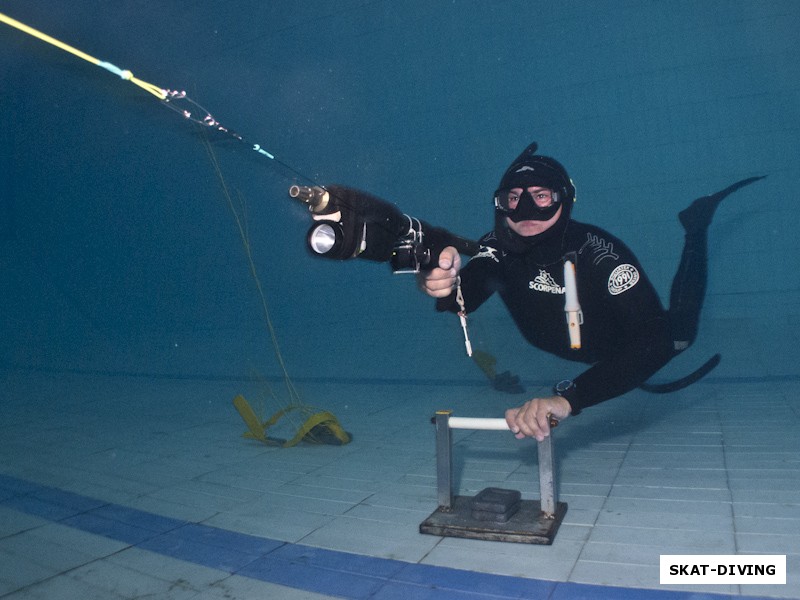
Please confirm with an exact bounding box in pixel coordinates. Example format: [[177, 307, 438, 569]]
[[2, 0, 798, 385], [1, 2, 799, 598]]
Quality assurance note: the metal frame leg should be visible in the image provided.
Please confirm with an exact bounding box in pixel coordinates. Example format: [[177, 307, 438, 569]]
[[537, 435, 557, 517], [434, 411, 453, 509]]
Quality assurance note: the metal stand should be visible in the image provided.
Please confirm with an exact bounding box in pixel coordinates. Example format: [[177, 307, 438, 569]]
[[419, 411, 568, 545]]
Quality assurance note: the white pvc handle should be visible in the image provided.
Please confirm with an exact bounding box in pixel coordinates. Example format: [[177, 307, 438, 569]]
[[447, 417, 510, 431]]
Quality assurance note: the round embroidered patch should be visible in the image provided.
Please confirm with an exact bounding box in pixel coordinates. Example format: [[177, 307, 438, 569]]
[[608, 264, 639, 295]]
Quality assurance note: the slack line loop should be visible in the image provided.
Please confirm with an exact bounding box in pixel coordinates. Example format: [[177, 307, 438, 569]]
[[160, 90, 276, 160]]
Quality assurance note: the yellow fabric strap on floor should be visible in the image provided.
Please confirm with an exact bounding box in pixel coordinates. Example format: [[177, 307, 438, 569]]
[[232, 394, 268, 442], [284, 410, 350, 447], [232, 395, 350, 448]]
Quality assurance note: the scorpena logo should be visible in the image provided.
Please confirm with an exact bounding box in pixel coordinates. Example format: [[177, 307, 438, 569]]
[[529, 270, 564, 294], [608, 264, 639, 295]]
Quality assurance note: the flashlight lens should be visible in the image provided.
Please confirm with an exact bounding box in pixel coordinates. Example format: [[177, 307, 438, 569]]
[[309, 223, 337, 254]]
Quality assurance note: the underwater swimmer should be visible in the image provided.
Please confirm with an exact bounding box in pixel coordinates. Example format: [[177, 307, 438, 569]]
[[421, 142, 764, 441]]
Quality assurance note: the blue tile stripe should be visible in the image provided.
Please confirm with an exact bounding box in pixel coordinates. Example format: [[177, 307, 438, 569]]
[[0, 473, 774, 600]]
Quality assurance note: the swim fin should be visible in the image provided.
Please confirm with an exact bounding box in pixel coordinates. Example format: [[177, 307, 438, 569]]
[[679, 176, 766, 233], [639, 353, 721, 394]]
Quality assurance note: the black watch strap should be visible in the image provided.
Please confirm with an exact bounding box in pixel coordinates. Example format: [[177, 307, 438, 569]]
[[553, 379, 580, 415]]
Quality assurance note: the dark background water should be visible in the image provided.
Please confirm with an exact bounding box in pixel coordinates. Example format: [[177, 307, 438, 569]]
[[1, 1, 798, 387]]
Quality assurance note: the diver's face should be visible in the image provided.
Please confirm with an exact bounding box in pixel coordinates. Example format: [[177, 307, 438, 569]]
[[506, 204, 563, 237]]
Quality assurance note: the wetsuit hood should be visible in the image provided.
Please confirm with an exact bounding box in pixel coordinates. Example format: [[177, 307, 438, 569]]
[[493, 141, 576, 260]]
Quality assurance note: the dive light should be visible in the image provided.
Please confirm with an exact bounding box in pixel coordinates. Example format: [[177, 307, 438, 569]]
[[288, 184, 479, 269]]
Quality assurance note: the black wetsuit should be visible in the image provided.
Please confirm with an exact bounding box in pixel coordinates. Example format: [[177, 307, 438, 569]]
[[433, 176, 766, 413], [436, 220, 676, 414]]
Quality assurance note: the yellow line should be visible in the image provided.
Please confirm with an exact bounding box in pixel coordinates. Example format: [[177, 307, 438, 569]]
[[0, 11, 166, 99], [0, 11, 102, 66]]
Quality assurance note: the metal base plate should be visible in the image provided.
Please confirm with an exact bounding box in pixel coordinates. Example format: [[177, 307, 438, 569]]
[[419, 496, 568, 545]]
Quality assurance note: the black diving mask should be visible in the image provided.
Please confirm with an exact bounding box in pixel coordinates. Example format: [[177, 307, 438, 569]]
[[494, 187, 561, 222]]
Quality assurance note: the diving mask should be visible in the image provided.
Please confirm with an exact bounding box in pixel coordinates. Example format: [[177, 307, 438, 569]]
[[494, 187, 561, 222]]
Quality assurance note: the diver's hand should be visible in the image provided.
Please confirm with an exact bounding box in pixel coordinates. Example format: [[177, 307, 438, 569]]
[[505, 396, 572, 442], [418, 246, 461, 298]]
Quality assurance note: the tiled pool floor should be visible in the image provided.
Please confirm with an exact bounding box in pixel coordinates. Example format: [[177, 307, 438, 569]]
[[0, 368, 797, 599]]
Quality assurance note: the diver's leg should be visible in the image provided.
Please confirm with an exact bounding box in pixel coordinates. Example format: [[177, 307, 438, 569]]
[[669, 229, 707, 351], [668, 176, 765, 351]]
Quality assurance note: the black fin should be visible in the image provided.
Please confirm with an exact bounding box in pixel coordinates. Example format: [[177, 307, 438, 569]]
[[679, 176, 766, 233], [639, 353, 721, 394], [492, 370, 526, 394]]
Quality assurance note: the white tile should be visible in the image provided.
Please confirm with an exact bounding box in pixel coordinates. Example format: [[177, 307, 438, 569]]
[[424, 536, 583, 581], [0, 529, 109, 575], [587, 525, 736, 552], [67, 557, 206, 600], [342, 502, 430, 525], [571, 559, 736, 596], [0, 507, 48, 538], [104, 546, 227, 590], [0, 546, 60, 596], [601, 496, 733, 517], [0, 570, 129, 600], [203, 505, 335, 543], [296, 515, 440, 562], [18, 522, 130, 560]]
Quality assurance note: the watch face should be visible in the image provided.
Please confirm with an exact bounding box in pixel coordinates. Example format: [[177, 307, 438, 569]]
[[555, 379, 574, 393]]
